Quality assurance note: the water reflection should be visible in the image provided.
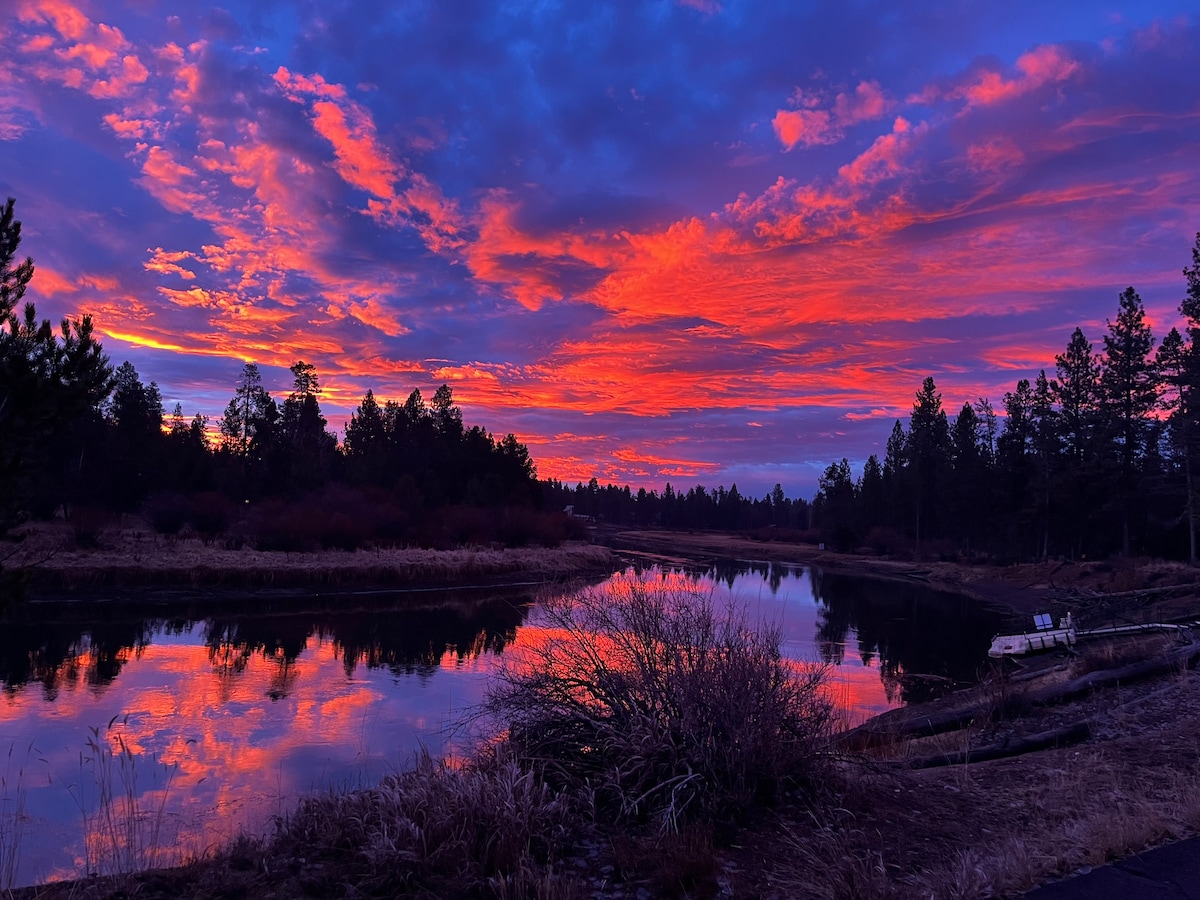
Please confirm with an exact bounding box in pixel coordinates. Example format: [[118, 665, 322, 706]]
[[625, 561, 1004, 706], [810, 570, 1003, 704], [1, 597, 527, 699], [0, 567, 1004, 888]]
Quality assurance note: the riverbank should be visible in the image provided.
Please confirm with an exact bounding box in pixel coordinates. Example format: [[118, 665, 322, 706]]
[[8, 530, 1200, 898], [2, 520, 617, 599]]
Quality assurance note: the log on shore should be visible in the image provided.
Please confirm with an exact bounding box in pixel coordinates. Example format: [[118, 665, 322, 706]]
[[1022, 640, 1200, 706], [905, 721, 1092, 769], [840, 640, 1200, 751]]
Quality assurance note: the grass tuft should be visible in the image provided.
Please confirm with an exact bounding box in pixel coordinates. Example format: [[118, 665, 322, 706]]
[[271, 747, 578, 897]]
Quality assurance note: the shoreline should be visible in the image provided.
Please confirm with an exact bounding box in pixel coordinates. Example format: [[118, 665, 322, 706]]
[[3, 527, 618, 602]]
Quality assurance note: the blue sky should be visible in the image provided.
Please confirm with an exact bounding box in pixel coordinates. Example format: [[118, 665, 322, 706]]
[[2, 0, 1199, 495]]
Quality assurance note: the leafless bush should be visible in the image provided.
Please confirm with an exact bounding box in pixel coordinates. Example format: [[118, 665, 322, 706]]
[[483, 578, 834, 830]]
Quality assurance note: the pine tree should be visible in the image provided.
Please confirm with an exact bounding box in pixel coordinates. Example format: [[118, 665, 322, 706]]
[[0, 199, 112, 570], [1156, 327, 1193, 560], [281, 361, 336, 488], [1175, 233, 1200, 561], [219, 363, 278, 459], [907, 377, 950, 550], [1100, 287, 1158, 555], [0, 198, 34, 320]]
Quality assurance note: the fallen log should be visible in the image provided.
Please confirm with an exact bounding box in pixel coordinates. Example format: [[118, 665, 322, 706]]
[[906, 721, 1092, 769], [1022, 639, 1200, 706], [839, 640, 1200, 751], [838, 703, 985, 751]]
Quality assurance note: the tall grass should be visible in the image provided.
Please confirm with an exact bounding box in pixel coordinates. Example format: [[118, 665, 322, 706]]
[[483, 577, 834, 830], [1, 742, 35, 890], [70, 718, 180, 879]]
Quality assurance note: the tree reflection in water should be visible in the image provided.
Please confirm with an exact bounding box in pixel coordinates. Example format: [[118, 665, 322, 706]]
[[624, 560, 1005, 706], [0, 593, 530, 698], [0, 569, 1003, 708], [810, 569, 1005, 704]]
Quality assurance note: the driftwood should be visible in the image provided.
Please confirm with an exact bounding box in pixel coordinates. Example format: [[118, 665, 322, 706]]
[[840, 640, 1200, 751], [839, 703, 984, 751], [906, 672, 1198, 768], [1021, 639, 1200, 706], [906, 721, 1092, 769]]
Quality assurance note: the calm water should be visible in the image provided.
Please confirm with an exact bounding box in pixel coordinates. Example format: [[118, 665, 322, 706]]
[[0, 564, 1004, 887]]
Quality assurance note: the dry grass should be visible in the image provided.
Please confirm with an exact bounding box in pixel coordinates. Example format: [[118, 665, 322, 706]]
[[0, 743, 34, 891], [909, 752, 1200, 897], [9, 521, 614, 591], [266, 747, 582, 898], [761, 672, 1200, 899]]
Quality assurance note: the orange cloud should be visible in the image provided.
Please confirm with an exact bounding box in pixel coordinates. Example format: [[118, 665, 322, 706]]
[[346, 297, 410, 337], [145, 247, 197, 280], [138, 146, 206, 213]]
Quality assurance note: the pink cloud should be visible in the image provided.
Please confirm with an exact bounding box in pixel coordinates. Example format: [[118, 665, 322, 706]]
[[837, 117, 913, 186], [834, 80, 889, 122], [103, 112, 158, 139], [964, 137, 1026, 174], [138, 146, 206, 213], [772, 107, 834, 151], [773, 81, 891, 150], [347, 298, 410, 337], [145, 248, 197, 280], [930, 43, 1082, 109], [678, 0, 722, 13], [275, 66, 463, 250], [18, 0, 89, 42], [89, 54, 149, 99]]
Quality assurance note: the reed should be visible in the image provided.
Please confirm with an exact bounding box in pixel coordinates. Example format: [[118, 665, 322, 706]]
[[0, 742, 34, 890], [71, 718, 180, 880]]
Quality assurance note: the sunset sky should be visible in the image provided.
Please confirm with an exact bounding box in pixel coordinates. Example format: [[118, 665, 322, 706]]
[[3, 0, 1199, 496]]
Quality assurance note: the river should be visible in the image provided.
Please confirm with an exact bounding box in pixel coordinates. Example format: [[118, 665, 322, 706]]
[[0, 562, 1004, 888]]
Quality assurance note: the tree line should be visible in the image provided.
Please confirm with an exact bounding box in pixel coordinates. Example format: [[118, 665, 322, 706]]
[[0, 198, 550, 569], [542, 477, 812, 534], [812, 236, 1200, 563]]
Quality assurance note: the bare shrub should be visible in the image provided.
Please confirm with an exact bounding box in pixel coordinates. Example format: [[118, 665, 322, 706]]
[[187, 492, 234, 543], [250, 500, 318, 552], [271, 748, 577, 897], [144, 493, 188, 536], [483, 578, 834, 830], [865, 526, 909, 557], [68, 507, 109, 549]]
